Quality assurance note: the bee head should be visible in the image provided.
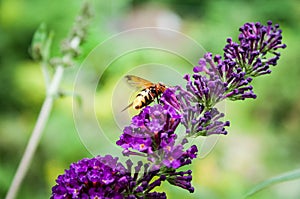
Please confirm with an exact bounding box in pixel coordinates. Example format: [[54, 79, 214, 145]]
[[157, 82, 167, 92]]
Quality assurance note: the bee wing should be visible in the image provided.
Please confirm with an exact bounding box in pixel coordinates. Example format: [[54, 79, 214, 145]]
[[125, 75, 154, 89], [122, 75, 154, 112]]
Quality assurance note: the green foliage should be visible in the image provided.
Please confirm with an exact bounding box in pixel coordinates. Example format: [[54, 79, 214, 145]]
[[29, 23, 54, 61], [245, 169, 300, 198]]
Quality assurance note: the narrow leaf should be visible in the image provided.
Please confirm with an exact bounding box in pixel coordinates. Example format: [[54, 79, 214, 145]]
[[29, 23, 47, 60], [245, 168, 300, 198]]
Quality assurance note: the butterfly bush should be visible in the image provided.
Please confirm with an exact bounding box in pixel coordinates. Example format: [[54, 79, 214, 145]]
[[116, 104, 197, 169], [51, 21, 286, 198], [51, 155, 170, 199]]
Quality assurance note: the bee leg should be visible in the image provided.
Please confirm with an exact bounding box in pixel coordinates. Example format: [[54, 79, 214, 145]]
[[156, 94, 162, 104]]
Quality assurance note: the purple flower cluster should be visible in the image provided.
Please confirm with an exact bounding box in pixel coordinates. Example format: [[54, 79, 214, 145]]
[[115, 104, 198, 194], [117, 104, 198, 170], [160, 21, 285, 135], [51, 155, 194, 198], [52, 21, 286, 199], [160, 86, 230, 136], [195, 52, 256, 101], [193, 21, 286, 101], [51, 155, 129, 199], [225, 21, 286, 77]]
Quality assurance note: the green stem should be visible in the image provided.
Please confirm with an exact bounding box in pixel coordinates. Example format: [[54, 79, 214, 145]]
[[5, 3, 92, 198], [41, 61, 51, 90], [5, 65, 64, 199]]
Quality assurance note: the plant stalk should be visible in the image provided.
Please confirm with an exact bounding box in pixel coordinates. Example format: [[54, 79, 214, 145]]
[[5, 65, 64, 199]]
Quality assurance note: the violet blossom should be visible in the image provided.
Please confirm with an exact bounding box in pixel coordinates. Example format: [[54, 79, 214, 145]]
[[116, 104, 198, 170], [51, 155, 194, 198], [52, 21, 286, 199]]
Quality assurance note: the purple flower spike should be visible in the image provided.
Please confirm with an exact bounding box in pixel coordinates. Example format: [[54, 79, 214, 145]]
[[194, 52, 257, 101], [160, 84, 230, 136], [51, 155, 129, 199], [117, 105, 181, 155], [118, 104, 191, 169], [161, 144, 184, 169], [51, 156, 173, 199], [224, 21, 286, 77], [167, 170, 195, 193], [117, 102, 199, 169], [51, 20, 286, 199], [145, 192, 167, 199]]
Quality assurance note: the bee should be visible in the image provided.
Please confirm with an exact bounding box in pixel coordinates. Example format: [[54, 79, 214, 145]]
[[122, 75, 167, 111]]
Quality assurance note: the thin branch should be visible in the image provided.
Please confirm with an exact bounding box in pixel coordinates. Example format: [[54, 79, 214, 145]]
[[5, 2, 92, 198], [5, 65, 64, 199]]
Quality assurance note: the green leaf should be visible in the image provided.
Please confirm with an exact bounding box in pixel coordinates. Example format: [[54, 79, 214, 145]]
[[244, 168, 300, 198], [29, 23, 54, 61], [42, 30, 54, 61], [29, 23, 47, 60]]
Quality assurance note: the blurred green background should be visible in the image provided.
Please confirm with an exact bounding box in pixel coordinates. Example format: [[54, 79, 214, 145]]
[[1, 0, 300, 198]]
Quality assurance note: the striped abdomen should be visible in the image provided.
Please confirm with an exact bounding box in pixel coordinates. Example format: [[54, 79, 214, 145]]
[[133, 86, 160, 109]]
